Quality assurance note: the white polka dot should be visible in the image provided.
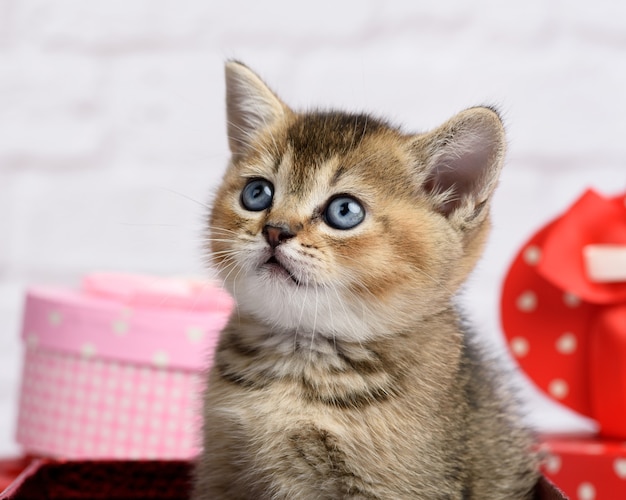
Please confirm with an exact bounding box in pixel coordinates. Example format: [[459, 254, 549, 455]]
[[544, 453, 561, 474], [26, 333, 39, 349], [510, 337, 530, 357], [549, 379, 569, 399], [112, 319, 129, 336], [614, 458, 626, 479], [152, 350, 170, 368], [186, 326, 205, 343], [556, 332, 577, 354], [48, 311, 63, 326], [564, 292, 581, 308], [516, 291, 537, 312], [523, 245, 542, 266], [81, 343, 97, 359], [577, 482, 596, 500]]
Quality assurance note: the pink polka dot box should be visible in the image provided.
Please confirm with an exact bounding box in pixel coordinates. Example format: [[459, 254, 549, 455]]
[[16, 273, 233, 460]]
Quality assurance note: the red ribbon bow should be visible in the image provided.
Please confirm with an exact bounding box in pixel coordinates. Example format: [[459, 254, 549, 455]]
[[501, 189, 626, 438]]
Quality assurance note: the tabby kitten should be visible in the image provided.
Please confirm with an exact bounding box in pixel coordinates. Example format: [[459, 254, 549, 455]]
[[192, 61, 539, 499]]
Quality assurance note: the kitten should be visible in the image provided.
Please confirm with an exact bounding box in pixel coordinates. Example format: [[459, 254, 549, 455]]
[[192, 61, 539, 499]]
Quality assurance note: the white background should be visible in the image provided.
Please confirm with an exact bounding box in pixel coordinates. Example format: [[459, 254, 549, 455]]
[[1, 0, 624, 456]]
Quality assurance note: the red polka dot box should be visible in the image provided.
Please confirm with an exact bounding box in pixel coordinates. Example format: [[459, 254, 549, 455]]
[[501, 189, 626, 498], [15, 273, 233, 461]]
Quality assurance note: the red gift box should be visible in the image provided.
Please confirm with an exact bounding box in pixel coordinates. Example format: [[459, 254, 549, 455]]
[[539, 436, 626, 500], [501, 189, 626, 498]]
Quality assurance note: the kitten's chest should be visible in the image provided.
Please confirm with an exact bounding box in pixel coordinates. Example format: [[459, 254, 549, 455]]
[[205, 324, 467, 497], [213, 327, 400, 409], [208, 380, 445, 499]]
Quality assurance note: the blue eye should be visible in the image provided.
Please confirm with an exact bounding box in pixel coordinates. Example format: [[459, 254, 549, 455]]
[[241, 179, 274, 211], [324, 196, 365, 230]]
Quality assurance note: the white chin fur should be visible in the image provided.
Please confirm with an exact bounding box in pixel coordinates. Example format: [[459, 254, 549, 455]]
[[227, 271, 379, 343]]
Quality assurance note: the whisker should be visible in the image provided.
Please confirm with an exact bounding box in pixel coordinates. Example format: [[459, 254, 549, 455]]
[[294, 278, 310, 354], [309, 284, 320, 365], [205, 225, 243, 236], [160, 188, 211, 211], [204, 238, 244, 244], [117, 223, 180, 227]]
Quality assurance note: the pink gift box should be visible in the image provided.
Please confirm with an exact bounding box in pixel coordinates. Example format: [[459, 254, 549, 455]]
[[15, 273, 233, 460]]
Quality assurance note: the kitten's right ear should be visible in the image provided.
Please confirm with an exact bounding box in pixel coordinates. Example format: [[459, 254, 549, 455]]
[[225, 61, 289, 158]]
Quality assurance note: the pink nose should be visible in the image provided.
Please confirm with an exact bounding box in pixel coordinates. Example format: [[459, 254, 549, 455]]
[[262, 224, 295, 249]]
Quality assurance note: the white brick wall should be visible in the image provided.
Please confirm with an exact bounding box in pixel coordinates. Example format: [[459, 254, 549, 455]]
[[2, 1, 624, 455]]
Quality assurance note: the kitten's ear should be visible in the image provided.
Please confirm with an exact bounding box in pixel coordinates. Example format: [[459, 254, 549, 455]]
[[413, 107, 505, 221], [225, 61, 289, 158]]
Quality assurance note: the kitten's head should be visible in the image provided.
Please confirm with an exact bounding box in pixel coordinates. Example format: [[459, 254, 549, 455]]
[[209, 61, 505, 341]]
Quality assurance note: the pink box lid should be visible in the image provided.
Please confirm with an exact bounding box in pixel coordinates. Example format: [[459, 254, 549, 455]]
[[21, 273, 233, 371]]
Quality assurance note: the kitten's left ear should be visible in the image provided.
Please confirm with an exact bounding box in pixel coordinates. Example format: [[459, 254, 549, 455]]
[[412, 107, 506, 222], [225, 61, 290, 158]]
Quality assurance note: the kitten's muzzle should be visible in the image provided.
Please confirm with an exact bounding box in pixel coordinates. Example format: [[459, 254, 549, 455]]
[[263, 224, 295, 249], [262, 253, 302, 286], [260, 224, 303, 285]]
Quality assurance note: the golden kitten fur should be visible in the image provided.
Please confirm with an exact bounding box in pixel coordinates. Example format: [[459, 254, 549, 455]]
[[192, 61, 539, 499]]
